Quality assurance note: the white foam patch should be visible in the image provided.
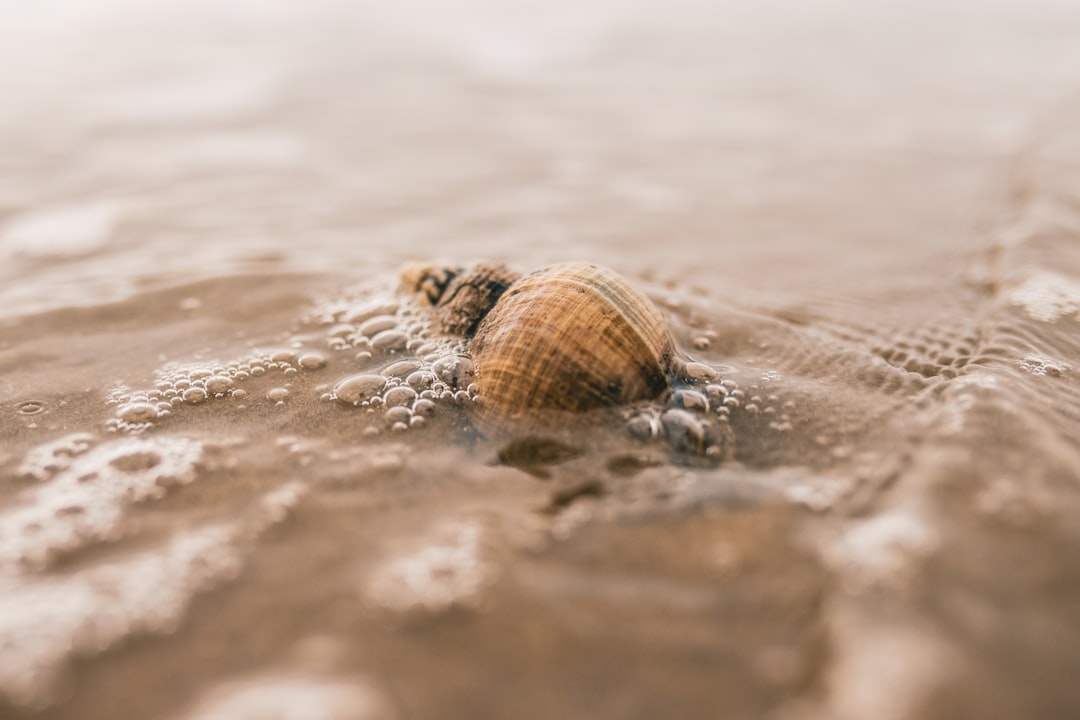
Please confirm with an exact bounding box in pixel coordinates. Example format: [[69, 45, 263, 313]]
[[1019, 354, 1070, 376], [365, 520, 489, 613], [937, 375, 1000, 435], [16, 433, 96, 482], [177, 673, 395, 720], [0, 203, 117, 259], [1, 437, 203, 573], [0, 482, 307, 709], [0, 524, 238, 708], [826, 510, 939, 593], [1009, 271, 1080, 323], [822, 617, 956, 720]]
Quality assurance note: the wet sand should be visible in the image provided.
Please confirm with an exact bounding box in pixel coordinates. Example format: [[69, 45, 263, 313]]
[[3, 1, 1080, 718]]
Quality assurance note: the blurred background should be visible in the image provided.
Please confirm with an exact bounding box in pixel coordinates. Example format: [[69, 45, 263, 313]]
[[3, 0, 1080, 314]]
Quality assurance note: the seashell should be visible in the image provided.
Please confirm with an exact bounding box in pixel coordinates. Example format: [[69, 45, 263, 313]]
[[404, 261, 677, 435]]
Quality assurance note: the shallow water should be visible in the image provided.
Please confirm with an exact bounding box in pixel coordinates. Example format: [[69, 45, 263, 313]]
[[4, 1, 1080, 718]]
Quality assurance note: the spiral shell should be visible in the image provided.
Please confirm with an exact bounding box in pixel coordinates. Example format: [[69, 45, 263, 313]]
[[406, 261, 676, 435]]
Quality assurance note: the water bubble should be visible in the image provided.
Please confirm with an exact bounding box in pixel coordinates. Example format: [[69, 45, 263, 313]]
[[355, 351, 373, 363], [409, 415, 427, 429], [358, 315, 398, 337], [271, 350, 297, 363], [371, 330, 408, 353], [327, 323, 356, 338], [383, 359, 423, 378], [391, 422, 408, 433], [334, 374, 386, 406], [267, 387, 290, 402], [182, 387, 208, 404], [412, 398, 436, 417], [432, 355, 475, 390], [232, 389, 248, 400], [384, 386, 418, 408], [406, 371, 434, 390], [692, 336, 711, 351], [17, 400, 45, 415], [205, 376, 234, 395], [683, 362, 718, 381], [118, 402, 159, 423], [342, 301, 400, 324], [385, 406, 412, 425], [298, 352, 328, 370]]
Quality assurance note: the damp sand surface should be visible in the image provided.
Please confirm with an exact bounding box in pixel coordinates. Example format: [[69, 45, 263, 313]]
[[4, 1, 1080, 719]]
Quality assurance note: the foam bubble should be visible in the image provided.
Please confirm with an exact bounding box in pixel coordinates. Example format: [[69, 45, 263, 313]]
[[298, 352, 328, 370], [383, 387, 417, 408], [267, 387, 290, 402], [1009, 271, 1080, 323], [334, 375, 386, 406], [431, 355, 474, 390], [370, 330, 408, 353], [183, 387, 208, 404], [16, 400, 45, 416], [118, 402, 159, 424], [365, 520, 490, 613], [358, 315, 398, 337]]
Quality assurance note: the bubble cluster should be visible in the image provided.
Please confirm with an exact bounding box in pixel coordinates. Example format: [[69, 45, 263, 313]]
[[103, 283, 484, 439], [106, 347, 333, 432], [328, 353, 477, 436], [623, 368, 800, 461]]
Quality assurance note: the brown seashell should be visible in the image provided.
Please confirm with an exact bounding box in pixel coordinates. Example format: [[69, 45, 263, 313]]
[[405, 261, 676, 435]]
